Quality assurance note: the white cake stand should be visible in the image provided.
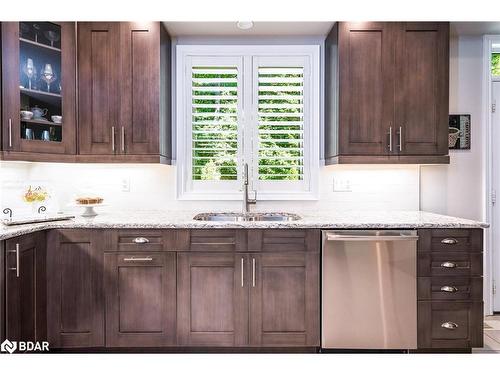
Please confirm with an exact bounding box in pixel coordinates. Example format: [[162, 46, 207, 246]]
[[71, 203, 107, 217]]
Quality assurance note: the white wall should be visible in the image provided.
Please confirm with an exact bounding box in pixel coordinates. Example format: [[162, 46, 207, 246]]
[[420, 35, 485, 221], [0, 162, 420, 218]]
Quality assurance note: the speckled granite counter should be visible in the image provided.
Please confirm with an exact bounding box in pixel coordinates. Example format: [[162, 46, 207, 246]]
[[0, 210, 488, 241]]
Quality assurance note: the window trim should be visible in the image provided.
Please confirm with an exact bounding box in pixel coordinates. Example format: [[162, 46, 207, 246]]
[[176, 45, 320, 201]]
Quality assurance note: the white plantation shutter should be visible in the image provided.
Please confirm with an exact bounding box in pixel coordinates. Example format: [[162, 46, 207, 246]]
[[257, 66, 305, 181], [191, 66, 239, 181], [177, 46, 319, 200]]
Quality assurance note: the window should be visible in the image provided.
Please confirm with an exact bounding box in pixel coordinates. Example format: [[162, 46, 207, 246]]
[[493, 53, 500, 76], [176, 46, 320, 200]]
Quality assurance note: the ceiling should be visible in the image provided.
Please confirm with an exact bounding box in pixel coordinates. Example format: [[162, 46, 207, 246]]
[[450, 22, 500, 36], [164, 21, 500, 37], [164, 22, 335, 36]]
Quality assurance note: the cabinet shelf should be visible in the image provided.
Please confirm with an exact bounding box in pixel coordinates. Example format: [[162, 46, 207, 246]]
[[21, 118, 62, 127], [20, 87, 61, 106], [19, 37, 61, 52]]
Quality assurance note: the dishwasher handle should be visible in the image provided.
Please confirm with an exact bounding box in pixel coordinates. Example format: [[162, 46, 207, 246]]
[[325, 233, 418, 242]]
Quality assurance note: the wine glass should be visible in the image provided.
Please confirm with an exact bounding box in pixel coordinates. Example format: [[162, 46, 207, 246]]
[[20, 22, 30, 39], [32, 23, 41, 43], [40, 64, 57, 92], [44, 30, 60, 48], [22, 58, 36, 90]]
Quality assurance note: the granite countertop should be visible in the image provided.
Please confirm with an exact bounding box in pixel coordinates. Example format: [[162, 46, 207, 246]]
[[0, 210, 489, 241]]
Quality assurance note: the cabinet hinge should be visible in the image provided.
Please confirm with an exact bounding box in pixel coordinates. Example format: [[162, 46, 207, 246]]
[[493, 101, 497, 113], [492, 189, 497, 205], [493, 279, 497, 295]]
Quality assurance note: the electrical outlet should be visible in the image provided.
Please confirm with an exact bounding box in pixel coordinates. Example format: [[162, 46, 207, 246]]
[[333, 177, 352, 192], [121, 177, 130, 192]]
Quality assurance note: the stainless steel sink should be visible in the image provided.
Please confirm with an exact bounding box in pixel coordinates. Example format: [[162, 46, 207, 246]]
[[193, 212, 301, 222]]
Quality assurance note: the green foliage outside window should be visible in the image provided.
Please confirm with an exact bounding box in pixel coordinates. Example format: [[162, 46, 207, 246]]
[[493, 53, 500, 76]]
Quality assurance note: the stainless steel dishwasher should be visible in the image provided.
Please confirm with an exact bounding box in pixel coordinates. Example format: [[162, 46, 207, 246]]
[[322, 230, 418, 350]]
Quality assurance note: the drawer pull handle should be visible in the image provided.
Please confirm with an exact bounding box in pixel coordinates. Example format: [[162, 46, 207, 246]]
[[133, 237, 149, 244], [441, 322, 459, 330], [123, 256, 153, 262], [441, 238, 458, 245], [440, 286, 458, 293], [440, 261, 457, 268]]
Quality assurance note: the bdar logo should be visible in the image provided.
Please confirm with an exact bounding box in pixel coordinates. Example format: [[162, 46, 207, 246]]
[[1, 339, 17, 354]]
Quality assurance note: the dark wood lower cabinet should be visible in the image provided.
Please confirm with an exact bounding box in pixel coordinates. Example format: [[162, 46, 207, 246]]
[[104, 252, 176, 347], [46, 230, 104, 348], [249, 252, 320, 347], [3, 228, 484, 352], [416, 229, 484, 352], [177, 252, 248, 346], [5, 232, 46, 342], [417, 301, 483, 349]]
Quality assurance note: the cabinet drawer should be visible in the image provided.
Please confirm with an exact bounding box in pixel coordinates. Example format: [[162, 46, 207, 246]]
[[417, 277, 482, 301], [248, 229, 320, 252], [188, 230, 246, 252], [418, 229, 483, 252], [109, 230, 174, 252], [418, 252, 482, 277], [418, 301, 483, 349]]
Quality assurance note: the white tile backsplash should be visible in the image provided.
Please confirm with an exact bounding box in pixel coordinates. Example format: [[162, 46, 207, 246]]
[[1, 161, 420, 219]]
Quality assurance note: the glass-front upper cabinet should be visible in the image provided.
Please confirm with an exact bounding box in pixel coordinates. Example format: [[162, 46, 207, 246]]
[[1, 22, 76, 158]]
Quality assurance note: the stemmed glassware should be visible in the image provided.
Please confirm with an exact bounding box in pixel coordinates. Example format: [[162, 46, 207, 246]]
[[22, 58, 36, 90], [32, 23, 41, 43], [40, 63, 57, 92], [43, 30, 60, 48]]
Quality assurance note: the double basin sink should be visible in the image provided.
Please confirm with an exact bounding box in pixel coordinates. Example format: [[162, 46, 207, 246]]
[[193, 212, 301, 222]]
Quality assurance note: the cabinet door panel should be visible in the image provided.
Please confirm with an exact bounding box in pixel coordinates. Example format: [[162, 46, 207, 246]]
[[78, 22, 120, 155], [1, 22, 76, 155], [177, 253, 248, 346], [396, 22, 449, 155], [338, 22, 395, 155], [249, 252, 320, 347], [5, 232, 46, 343], [46, 230, 104, 348], [105, 252, 176, 347], [120, 22, 159, 155]]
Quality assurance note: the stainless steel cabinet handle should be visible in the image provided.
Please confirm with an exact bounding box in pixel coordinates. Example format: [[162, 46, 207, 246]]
[[133, 237, 149, 244], [441, 322, 458, 330], [121, 126, 125, 152], [326, 234, 419, 241], [241, 258, 244, 287], [440, 261, 457, 268], [440, 286, 458, 293], [123, 256, 153, 262], [111, 126, 115, 152], [397, 126, 402, 152], [8, 244, 20, 277], [441, 238, 458, 245], [388, 126, 393, 152], [8, 119, 13, 148], [252, 258, 256, 287]]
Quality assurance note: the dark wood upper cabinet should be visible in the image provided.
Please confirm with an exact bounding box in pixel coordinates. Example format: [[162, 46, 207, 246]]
[[77, 22, 120, 156], [104, 252, 176, 347], [1, 22, 76, 161], [325, 22, 450, 164], [46, 229, 104, 348], [5, 232, 46, 343], [395, 22, 449, 156], [78, 22, 171, 163], [337, 22, 395, 156]]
